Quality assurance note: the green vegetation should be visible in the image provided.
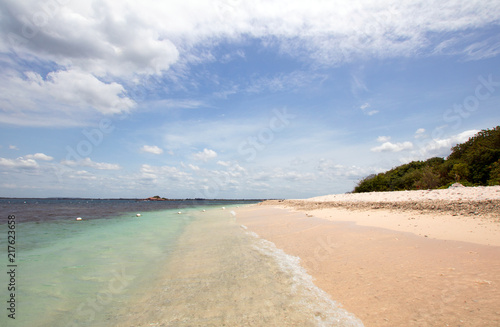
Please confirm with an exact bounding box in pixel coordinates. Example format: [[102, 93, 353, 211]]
[[353, 126, 500, 193], [149, 195, 168, 200]]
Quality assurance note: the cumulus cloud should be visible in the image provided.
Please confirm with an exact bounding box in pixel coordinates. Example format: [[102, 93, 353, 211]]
[[193, 148, 218, 161], [371, 141, 414, 152], [141, 145, 163, 155], [0, 69, 135, 126], [0, 157, 38, 169], [376, 136, 391, 143], [3, 0, 499, 72], [0, 153, 53, 171], [0, 1, 179, 77], [411, 129, 479, 159], [1, 0, 499, 127], [25, 153, 54, 161], [372, 129, 476, 158]]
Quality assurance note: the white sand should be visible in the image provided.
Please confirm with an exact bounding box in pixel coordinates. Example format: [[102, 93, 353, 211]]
[[282, 185, 499, 246], [306, 185, 500, 202], [241, 187, 500, 326], [237, 205, 500, 326]]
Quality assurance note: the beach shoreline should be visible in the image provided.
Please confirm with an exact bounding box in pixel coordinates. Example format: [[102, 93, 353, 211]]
[[263, 185, 500, 246], [113, 205, 363, 327], [236, 186, 500, 326]]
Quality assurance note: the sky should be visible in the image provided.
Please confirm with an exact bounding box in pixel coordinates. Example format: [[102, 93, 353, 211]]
[[0, 0, 500, 199]]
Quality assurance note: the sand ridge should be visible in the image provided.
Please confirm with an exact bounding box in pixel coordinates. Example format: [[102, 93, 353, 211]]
[[267, 185, 500, 219], [306, 185, 500, 202], [260, 185, 500, 246]]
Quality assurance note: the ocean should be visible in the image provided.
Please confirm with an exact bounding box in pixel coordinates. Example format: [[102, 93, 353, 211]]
[[0, 199, 363, 326]]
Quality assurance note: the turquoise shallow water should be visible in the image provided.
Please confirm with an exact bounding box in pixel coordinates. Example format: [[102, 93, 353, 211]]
[[1, 207, 194, 327], [0, 200, 363, 326]]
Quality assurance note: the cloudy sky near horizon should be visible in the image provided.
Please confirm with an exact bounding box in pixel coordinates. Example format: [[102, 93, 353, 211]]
[[1, 0, 499, 199]]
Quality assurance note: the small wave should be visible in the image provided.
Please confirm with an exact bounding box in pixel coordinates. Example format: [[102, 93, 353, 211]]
[[245, 230, 364, 327]]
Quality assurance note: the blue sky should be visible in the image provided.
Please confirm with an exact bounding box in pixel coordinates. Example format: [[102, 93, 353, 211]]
[[1, 0, 500, 199]]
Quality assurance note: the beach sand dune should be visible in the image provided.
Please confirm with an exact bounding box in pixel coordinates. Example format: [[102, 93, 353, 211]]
[[237, 186, 500, 326]]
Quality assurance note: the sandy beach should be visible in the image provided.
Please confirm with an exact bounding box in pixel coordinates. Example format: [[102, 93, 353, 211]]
[[236, 186, 500, 326]]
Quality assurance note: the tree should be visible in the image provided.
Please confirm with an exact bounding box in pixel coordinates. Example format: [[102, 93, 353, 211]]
[[415, 166, 440, 189], [354, 174, 377, 193], [448, 126, 500, 184], [450, 163, 470, 182], [488, 160, 500, 186]]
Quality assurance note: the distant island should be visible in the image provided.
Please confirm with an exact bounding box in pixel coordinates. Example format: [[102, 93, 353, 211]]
[[144, 195, 170, 201]]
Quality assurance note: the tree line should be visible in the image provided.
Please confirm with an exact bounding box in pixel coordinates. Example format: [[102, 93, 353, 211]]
[[353, 126, 500, 193]]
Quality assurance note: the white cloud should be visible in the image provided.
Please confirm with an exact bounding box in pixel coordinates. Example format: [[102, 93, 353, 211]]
[[141, 145, 163, 155], [188, 164, 200, 171], [220, 49, 246, 64], [316, 159, 383, 178], [414, 128, 426, 139], [2, 1, 498, 78], [366, 110, 379, 116], [359, 102, 379, 116], [0, 69, 135, 126], [2, 2, 493, 64], [62, 157, 121, 170], [0, 1, 179, 78], [0, 157, 38, 169], [213, 84, 239, 99], [1, 0, 499, 127], [147, 99, 205, 110], [409, 129, 479, 159], [376, 136, 391, 143], [9, 145, 19, 150], [217, 160, 231, 167], [220, 161, 247, 177], [139, 164, 191, 182], [0, 153, 53, 172], [68, 170, 97, 181], [193, 148, 218, 162], [463, 40, 500, 61], [246, 71, 327, 93], [25, 153, 54, 161], [371, 141, 414, 153]]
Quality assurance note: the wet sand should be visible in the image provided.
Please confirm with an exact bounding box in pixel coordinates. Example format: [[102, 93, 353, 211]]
[[237, 204, 500, 326], [113, 208, 362, 327]]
